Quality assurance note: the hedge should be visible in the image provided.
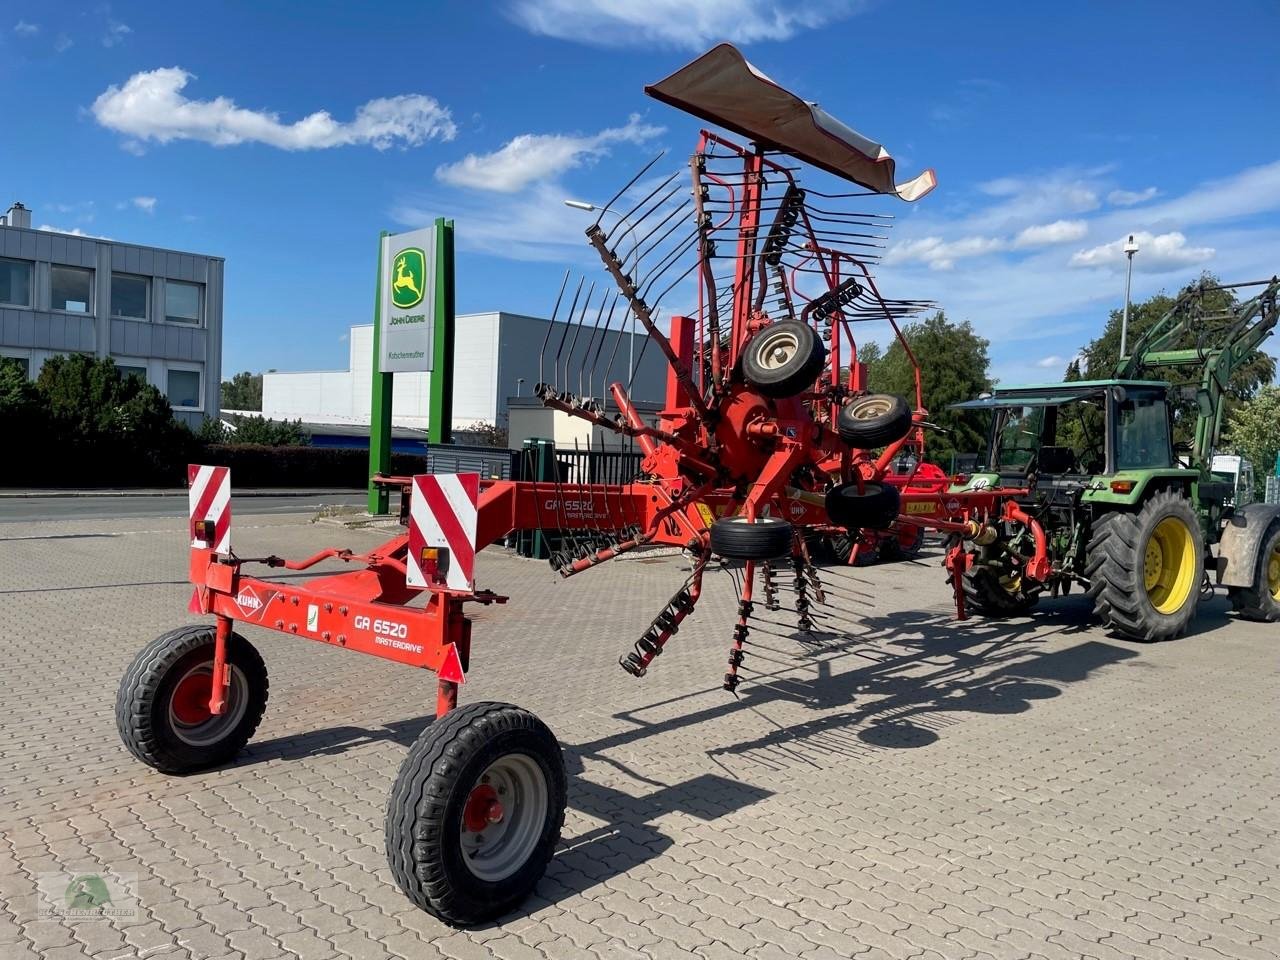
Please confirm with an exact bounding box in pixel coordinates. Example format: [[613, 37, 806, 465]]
[[200, 445, 429, 488]]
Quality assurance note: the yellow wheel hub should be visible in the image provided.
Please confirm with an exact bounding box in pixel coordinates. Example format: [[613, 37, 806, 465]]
[[1144, 516, 1196, 614], [1267, 543, 1280, 601]]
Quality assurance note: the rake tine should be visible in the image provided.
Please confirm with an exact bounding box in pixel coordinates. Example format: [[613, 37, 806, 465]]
[[547, 276, 584, 398], [601, 300, 627, 395], [607, 169, 683, 251], [579, 288, 610, 406], [587, 293, 618, 404], [561, 281, 593, 401], [618, 189, 689, 269], [538, 269, 571, 394], [592, 150, 667, 229]]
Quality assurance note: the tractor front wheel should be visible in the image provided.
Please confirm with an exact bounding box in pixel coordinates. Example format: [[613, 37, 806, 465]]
[[386, 702, 566, 927], [1086, 490, 1204, 641], [116, 625, 269, 775], [1228, 520, 1280, 622]]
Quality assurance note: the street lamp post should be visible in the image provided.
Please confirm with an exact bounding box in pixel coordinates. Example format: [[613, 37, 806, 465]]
[[1120, 234, 1139, 358], [515, 377, 525, 397], [564, 199, 637, 386]]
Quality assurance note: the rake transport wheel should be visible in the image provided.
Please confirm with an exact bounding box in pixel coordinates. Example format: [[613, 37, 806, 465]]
[[116, 625, 269, 775], [961, 545, 1039, 617], [710, 516, 795, 560], [837, 394, 913, 448], [386, 702, 566, 927], [825, 481, 901, 531], [1086, 490, 1205, 641], [741, 320, 827, 399], [1228, 520, 1280, 622]]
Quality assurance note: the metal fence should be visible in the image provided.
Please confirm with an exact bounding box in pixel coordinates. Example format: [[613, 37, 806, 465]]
[[413, 441, 643, 485], [1267, 475, 1280, 505]]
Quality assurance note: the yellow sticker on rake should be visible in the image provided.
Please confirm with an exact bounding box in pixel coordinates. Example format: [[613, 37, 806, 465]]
[[695, 503, 716, 528], [906, 501, 936, 515]]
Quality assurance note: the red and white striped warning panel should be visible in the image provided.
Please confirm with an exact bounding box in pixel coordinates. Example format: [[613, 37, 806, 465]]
[[188, 464, 231, 554], [407, 473, 479, 591]]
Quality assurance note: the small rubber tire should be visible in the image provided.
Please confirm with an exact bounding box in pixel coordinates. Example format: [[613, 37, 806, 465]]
[[386, 702, 566, 927], [116, 624, 269, 775], [1085, 490, 1205, 642], [740, 321, 826, 399], [825, 481, 901, 531], [962, 548, 1040, 617], [1228, 520, 1280, 622], [709, 516, 795, 560], [837, 394, 913, 448]]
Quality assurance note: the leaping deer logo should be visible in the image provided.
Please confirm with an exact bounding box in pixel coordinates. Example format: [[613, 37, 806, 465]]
[[390, 248, 426, 309]]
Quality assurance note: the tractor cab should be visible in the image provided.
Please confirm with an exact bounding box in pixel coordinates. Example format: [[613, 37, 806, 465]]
[[953, 379, 1176, 506]]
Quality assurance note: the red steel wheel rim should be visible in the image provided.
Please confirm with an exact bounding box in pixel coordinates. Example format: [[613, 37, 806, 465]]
[[170, 670, 213, 725]]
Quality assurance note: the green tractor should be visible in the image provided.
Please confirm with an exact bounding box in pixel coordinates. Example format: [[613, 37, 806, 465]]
[[947, 277, 1279, 641]]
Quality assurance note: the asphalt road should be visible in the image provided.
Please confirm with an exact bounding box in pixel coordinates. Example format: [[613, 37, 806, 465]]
[[0, 492, 369, 522]]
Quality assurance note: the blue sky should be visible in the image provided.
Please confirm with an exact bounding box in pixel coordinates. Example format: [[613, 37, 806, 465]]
[[3, 1, 1278, 385]]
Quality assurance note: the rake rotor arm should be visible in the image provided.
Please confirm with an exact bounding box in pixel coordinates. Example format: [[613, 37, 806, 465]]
[[587, 225, 712, 422]]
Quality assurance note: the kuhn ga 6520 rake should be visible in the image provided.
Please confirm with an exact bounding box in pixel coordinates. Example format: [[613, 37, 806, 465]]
[[116, 44, 1012, 926]]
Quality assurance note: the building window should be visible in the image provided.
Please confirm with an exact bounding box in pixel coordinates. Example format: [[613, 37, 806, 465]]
[[115, 363, 148, 383], [166, 281, 202, 324], [0, 258, 32, 306], [167, 368, 202, 409], [1, 355, 29, 378], [111, 274, 148, 320], [51, 265, 93, 313]]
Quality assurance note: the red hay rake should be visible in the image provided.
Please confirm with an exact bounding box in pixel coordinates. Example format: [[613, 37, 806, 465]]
[[116, 44, 1019, 926]]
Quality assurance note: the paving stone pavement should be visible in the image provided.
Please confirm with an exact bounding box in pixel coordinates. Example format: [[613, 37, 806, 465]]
[[1, 510, 1276, 960]]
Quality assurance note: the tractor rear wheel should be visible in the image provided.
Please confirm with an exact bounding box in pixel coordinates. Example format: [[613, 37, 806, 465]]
[[741, 321, 826, 399], [1228, 520, 1280, 622], [962, 558, 1039, 617], [710, 516, 794, 560], [386, 702, 566, 927], [116, 625, 269, 775], [825, 481, 900, 531], [1086, 490, 1204, 641], [837, 394, 913, 448]]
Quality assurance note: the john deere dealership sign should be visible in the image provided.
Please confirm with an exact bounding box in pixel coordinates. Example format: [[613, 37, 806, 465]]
[[378, 227, 436, 372]]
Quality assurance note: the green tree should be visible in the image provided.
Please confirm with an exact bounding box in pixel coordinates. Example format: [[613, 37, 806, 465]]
[[1225, 386, 1280, 497], [864, 311, 992, 467], [1071, 273, 1275, 444], [228, 414, 308, 445], [220, 371, 263, 410], [34, 355, 192, 482]]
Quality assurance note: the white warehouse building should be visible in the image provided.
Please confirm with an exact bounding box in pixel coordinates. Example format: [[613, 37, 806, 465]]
[[261, 311, 666, 433]]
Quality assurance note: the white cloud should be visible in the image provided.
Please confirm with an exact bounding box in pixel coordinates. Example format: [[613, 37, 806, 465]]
[[102, 19, 131, 47], [132, 196, 157, 214], [1013, 219, 1088, 248], [38, 225, 110, 239], [14, 20, 39, 36], [507, 0, 864, 49], [1069, 231, 1215, 272], [92, 67, 457, 151], [884, 235, 1006, 271], [1108, 186, 1158, 206], [54, 32, 72, 53], [435, 115, 664, 192], [1035, 355, 1065, 368]]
